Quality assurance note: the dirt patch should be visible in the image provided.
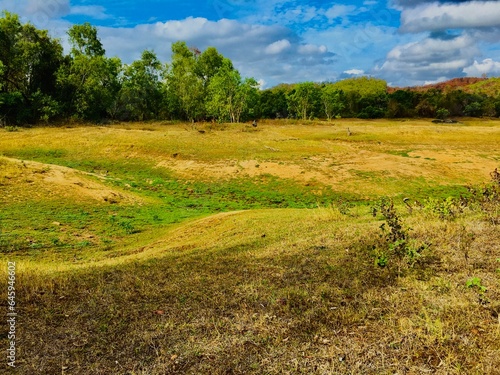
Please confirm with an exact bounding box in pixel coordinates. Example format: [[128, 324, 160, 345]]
[[0, 157, 144, 205], [156, 143, 499, 194]]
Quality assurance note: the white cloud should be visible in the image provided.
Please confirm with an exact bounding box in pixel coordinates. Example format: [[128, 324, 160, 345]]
[[298, 44, 327, 54], [70, 5, 110, 20], [463, 58, 500, 76], [400, 1, 500, 33], [96, 17, 335, 87], [325, 5, 356, 20], [344, 69, 365, 75], [24, 0, 70, 18], [377, 34, 480, 84], [265, 39, 292, 54]]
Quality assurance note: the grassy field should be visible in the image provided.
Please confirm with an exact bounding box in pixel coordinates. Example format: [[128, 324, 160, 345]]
[[0, 119, 499, 374]]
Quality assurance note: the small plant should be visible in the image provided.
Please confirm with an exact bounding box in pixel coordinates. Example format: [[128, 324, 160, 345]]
[[464, 168, 500, 224], [5, 125, 19, 132], [118, 220, 138, 234], [335, 198, 354, 216], [466, 277, 488, 304], [371, 198, 428, 270], [423, 196, 463, 220]]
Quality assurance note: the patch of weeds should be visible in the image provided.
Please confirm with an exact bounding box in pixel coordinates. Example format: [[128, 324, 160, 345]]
[[77, 240, 92, 248], [5, 126, 20, 132], [423, 196, 465, 220], [466, 277, 488, 304], [464, 168, 500, 224], [371, 197, 429, 271], [334, 198, 355, 216], [118, 220, 138, 234]]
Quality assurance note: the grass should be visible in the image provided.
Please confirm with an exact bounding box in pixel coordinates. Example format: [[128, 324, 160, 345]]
[[0, 119, 499, 374]]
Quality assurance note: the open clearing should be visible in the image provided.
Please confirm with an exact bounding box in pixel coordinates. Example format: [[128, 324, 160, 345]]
[[0, 119, 499, 374]]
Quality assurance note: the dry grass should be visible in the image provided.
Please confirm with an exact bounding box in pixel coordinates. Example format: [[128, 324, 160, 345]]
[[0, 119, 499, 374]]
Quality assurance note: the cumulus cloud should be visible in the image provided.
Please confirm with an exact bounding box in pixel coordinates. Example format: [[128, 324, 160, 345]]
[[265, 39, 292, 54], [324, 5, 357, 20], [97, 17, 335, 87], [378, 0, 500, 85], [463, 58, 500, 76], [297, 44, 327, 54], [377, 34, 480, 83], [69, 5, 110, 20], [400, 1, 500, 33], [344, 69, 365, 75]]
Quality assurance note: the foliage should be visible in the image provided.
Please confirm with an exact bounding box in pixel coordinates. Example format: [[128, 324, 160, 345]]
[[435, 108, 450, 120], [371, 198, 427, 268], [321, 85, 345, 120], [117, 50, 163, 121], [0, 11, 63, 124], [165, 41, 205, 121], [3, 12, 500, 125], [287, 82, 321, 120], [466, 277, 488, 304]]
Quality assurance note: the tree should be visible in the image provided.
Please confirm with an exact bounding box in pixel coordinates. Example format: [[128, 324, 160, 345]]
[[386, 90, 419, 118], [435, 108, 450, 120], [206, 58, 241, 123], [58, 23, 121, 121], [67, 22, 105, 58], [331, 77, 387, 117], [287, 82, 321, 120], [260, 86, 290, 119], [165, 41, 204, 121], [118, 50, 163, 121], [0, 12, 64, 124], [195, 46, 225, 89], [321, 85, 345, 120], [233, 77, 260, 122]]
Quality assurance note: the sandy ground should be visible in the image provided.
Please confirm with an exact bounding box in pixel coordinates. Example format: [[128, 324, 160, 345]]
[[155, 144, 499, 190]]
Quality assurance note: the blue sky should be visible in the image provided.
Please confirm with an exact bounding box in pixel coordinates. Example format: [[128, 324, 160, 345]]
[[2, 0, 500, 87]]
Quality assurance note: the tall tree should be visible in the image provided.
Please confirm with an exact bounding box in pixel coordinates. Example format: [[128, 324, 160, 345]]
[[206, 58, 241, 123], [165, 41, 204, 121], [287, 82, 321, 120], [0, 11, 64, 124], [118, 50, 163, 121], [321, 85, 345, 120], [195, 46, 225, 89], [58, 23, 121, 121]]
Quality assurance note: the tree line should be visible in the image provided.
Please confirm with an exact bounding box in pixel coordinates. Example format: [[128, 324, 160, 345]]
[[1, 12, 500, 126]]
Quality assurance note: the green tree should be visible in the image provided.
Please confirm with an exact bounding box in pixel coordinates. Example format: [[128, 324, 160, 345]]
[[58, 23, 121, 121], [195, 46, 225, 89], [234, 77, 260, 122], [165, 41, 204, 121], [287, 82, 321, 120], [206, 58, 240, 122], [118, 50, 163, 121], [386, 90, 419, 118], [260, 85, 290, 119], [67, 22, 105, 58], [321, 85, 345, 120], [0, 12, 64, 124]]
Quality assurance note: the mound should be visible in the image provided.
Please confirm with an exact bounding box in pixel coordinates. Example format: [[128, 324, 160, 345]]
[[0, 157, 144, 205]]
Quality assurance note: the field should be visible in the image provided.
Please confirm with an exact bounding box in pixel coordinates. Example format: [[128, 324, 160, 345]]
[[0, 118, 499, 374]]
